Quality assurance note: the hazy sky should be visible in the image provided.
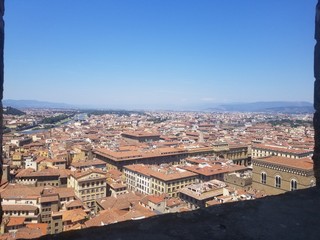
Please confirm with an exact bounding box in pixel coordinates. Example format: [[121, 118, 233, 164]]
[[4, 1, 317, 109]]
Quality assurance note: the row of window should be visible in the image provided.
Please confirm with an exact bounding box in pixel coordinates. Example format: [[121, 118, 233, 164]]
[[253, 150, 298, 159], [38, 182, 59, 187], [80, 187, 105, 194], [261, 173, 297, 191], [42, 207, 52, 212], [83, 193, 104, 201], [4, 210, 33, 216], [81, 181, 105, 188], [42, 214, 51, 219]]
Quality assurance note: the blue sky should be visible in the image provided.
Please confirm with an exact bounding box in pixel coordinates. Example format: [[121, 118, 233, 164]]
[[3, 0, 317, 110]]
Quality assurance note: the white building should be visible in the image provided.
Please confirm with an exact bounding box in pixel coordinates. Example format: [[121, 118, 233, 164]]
[[124, 165, 152, 195]]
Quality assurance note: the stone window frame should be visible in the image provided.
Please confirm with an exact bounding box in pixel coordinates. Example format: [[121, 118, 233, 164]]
[[275, 175, 282, 189], [261, 172, 267, 184], [290, 179, 298, 191]]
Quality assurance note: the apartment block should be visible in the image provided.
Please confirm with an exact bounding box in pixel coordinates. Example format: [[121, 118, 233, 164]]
[[68, 169, 107, 209]]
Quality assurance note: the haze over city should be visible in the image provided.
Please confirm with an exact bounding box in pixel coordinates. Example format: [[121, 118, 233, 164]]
[[4, 0, 316, 110]]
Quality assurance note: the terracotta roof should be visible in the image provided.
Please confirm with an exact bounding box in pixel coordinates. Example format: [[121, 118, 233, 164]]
[[12, 225, 45, 239], [40, 195, 59, 203], [106, 169, 123, 179], [109, 182, 126, 189], [66, 223, 82, 231], [254, 156, 313, 170], [6, 217, 25, 227], [151, 169, 197, 182], [71, 169, 106, 179], [66, 199, 83, 209], [252, 144, 313, 155], [62, 209, 88, 223], [16, 168, 69, 178], [148, 195, 165, 204], [94, 146, 187, 161], [2, 204, 38, 211], [183, 164, 248, 177], [97, 192, 143, 211], [122, 131, 160, 138], [1, 185, 43, 199], [84, 209, 123, 228], [54, 187, 76, 199], [71, 159, 106, 168], [25, 223, 48, 236], [166, 198, 182, 208], [40, 187, 76, 200], [124, 164, 152, 177], [124, 164, 198, 182], [117, 204, 155, 221]]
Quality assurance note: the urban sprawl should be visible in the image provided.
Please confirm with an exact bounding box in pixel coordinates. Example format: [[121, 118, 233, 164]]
[[0, 108, 315, 238]]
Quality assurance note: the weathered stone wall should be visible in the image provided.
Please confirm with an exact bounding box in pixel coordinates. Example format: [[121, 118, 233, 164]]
[[314, 0, 320, 186]]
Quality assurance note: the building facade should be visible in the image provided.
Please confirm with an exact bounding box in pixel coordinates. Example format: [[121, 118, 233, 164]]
[[252, 156, 315, 195], [68, 169, 107, 209]]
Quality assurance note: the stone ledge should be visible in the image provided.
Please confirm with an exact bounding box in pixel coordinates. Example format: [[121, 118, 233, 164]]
[[39, 187, 320, 240]]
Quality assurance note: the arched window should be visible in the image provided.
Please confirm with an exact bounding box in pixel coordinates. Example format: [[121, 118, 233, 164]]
[[275, 175, 281, 188], [261, 172, 267, 184], [290, 179, 297, 191]]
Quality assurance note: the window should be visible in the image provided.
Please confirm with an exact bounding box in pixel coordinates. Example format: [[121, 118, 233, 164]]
[[261, 172, 266, 184], [290, 179, 297, 191], [275, 176, 281, 188]]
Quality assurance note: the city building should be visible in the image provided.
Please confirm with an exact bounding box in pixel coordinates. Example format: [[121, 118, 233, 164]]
[[68, 169, 107, 209], [15, 168, 69, 188], [94, 147, 188, 171], [183, 161, 249, 183], [252, 156, 316, 195], [121, 131, 161, 143], [70, 159, 106, 172], [124, 164, 198, 197], [1, 185, 43, 223], [251, 144, 313, 159], [223, 171, 252, 190], [179, 179, 227, 209]]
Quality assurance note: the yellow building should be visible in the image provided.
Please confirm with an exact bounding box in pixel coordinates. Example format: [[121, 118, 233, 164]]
[[68, 169, 106, 209], [252, 156, 315, 195], [11, 153, 23, 166], [151, 169, 198, 197]]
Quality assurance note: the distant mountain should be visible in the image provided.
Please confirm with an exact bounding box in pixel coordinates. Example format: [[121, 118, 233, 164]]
[[205, 101, 314, 113], [3, 99, 75, 109], [3, 106, 26, 115], [2, 99, 314, 113]]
